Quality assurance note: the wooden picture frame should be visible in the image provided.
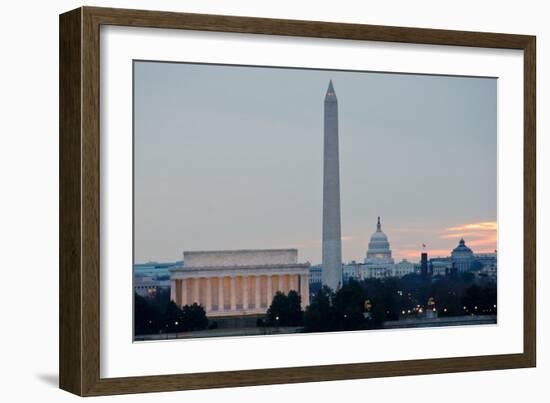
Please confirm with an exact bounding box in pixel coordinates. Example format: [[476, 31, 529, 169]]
[[59, 6, 536, 396]]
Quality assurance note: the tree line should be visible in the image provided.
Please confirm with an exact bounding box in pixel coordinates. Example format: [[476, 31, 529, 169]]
[[134, 289, 208, 335], [304, 273, 496, 332], [264, 273, 496, 332], [134, 273, 496, 336]]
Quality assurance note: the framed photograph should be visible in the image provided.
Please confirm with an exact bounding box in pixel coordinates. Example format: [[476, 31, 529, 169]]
[[59, 6, 536, 396]]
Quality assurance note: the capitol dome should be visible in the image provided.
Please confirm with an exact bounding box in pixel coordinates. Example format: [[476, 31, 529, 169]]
[[365, 217, 394, 264]]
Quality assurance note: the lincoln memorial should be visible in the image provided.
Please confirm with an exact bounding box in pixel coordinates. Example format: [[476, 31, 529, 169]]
[[169, 249, 310, 317]]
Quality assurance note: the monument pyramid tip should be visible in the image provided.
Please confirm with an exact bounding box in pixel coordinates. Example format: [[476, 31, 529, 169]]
[[327, 80, 335, 93]]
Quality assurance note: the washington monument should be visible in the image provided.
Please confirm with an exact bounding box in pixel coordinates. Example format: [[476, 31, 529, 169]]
[[322, 80, 343, 290]]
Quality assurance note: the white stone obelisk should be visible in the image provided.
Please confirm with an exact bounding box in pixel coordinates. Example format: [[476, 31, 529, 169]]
[[322, 80, 342, 290]]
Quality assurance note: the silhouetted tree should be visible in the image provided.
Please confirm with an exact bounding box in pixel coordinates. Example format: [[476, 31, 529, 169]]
[[431, 278, 462, 317], [266, 291, 303, 326], [181, 303, 208, 331], [303, 286, 335, 332], [134, 292, 162, 335], [332, 279, 367, 330], [286, 290, 304, 325], [462, 284, 496, 315], [135, 293, 209, 336], [163, 300, 184, 333], [369, 301, 389, 326], [303, 271, 497, 333]]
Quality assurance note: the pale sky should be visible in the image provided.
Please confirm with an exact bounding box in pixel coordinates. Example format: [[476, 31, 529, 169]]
[[133, 61, 497, 264]]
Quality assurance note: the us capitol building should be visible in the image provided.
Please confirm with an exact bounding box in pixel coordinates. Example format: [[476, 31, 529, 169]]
[[337, 216, 498, 283], [342, 216, 416, 281]]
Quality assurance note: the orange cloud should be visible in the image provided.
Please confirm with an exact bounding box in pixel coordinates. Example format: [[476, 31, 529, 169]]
[[466, 234, 497, 247], [441, 221, 497, 250], [447, 221, 497, 232], [395, 221, 497, 261], [440, 232, 485, 239]]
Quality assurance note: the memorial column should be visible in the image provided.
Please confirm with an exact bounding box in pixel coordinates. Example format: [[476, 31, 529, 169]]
[[193, 278, 199, 305], [267, 275, 273, 306], [242, 276, 249, 310], [205, 277, 212, 312], [255, 275, 261, 309], [289, 274, 295, 292], [230, 276, 237, 310], [180, 278, 187, 306], [218, 276, 224, 311]]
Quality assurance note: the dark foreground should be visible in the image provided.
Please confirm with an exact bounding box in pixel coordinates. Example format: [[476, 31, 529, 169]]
[[134, 314, 496, 341]]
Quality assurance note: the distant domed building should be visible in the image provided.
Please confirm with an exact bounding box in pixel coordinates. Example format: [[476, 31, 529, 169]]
[[365, 216, 394, 265], [337, 216, 420, 282], [355, 217, 409, 280], [451, 238, 474, 272], [338, 220, 496, 283]]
